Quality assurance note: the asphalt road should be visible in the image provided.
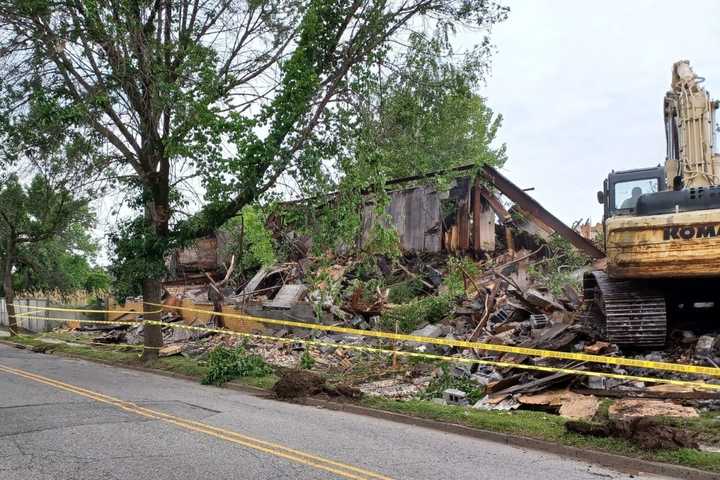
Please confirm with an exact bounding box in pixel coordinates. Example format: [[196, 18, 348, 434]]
[[0, 343, 673, 480]]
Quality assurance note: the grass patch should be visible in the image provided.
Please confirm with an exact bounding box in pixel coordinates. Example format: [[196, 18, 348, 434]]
[[1, 334, 280, 389], [380, 294, 454, 333], [361, 397, 720, 473], [387, 279, 425, 304]]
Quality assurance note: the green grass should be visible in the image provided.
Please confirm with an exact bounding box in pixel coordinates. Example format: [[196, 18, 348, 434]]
[[1, 334, 275, 390], [361, 397, 720, 473]]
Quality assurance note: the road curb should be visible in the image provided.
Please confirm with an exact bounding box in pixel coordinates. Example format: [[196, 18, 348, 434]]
[[0, 339, 715, 479]]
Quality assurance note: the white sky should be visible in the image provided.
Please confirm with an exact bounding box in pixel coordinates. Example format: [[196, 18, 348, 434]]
[[459, 0, 720, 224]]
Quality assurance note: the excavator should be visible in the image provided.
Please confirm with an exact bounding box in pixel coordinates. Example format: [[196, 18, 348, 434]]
[[585, 60, 720, 347]]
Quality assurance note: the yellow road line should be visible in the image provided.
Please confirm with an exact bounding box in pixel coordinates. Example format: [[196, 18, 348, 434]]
[[0, 363, 393, 480]]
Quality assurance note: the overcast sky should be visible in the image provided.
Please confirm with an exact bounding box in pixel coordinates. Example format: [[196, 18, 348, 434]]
[[459, 0, 720, 225]]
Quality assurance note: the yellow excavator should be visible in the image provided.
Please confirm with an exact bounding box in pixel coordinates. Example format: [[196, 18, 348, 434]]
[[585, 60, 720, 347]]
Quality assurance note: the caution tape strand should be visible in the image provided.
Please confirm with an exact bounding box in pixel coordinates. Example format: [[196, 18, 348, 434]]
[[11, 313, 720, 392], [143, 301, 720, 378]]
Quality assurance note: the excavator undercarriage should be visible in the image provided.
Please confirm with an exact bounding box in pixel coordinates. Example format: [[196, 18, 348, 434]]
[[584, 271, 720, 348], [583, 271, 667, 347]]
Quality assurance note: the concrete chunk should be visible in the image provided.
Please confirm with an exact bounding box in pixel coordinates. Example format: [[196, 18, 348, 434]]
[[410, 324, 443, 338], [442, 388, 468, 406]]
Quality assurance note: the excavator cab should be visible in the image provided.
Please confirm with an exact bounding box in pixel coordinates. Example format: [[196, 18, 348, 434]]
[[597, 166, 666, 221]]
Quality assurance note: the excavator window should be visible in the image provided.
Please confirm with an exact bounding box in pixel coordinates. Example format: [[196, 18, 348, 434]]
[[614, 178, 659, 210]]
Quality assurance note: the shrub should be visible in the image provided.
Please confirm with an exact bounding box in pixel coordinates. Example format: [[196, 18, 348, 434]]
[[299, 350, 315, 370], [380, 293, 454, 333], [202, 345, 273, 386]]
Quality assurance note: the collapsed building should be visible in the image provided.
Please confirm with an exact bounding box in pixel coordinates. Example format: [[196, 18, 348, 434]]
[[92, 164, 718, 428]]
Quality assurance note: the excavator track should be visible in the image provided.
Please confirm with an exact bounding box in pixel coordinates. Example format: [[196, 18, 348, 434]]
[[583, 271, 667, 347]]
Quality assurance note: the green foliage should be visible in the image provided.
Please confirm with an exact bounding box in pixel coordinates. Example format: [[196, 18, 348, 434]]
[[529, 234, 590, 296], [443, 256, 481, 297], [202, 345, 274, 386], [0, 0, 509, 291], [346, 277, 385, 306], [359, 34, 506, 180], [107, 216, 173, 302], [220, 205, 277, 274], [388, 278, 425, 304], [380, 294, 455, 333], [421, 365, 485, 404], [0, 174, 95, 297], [299, 350, 315, 370]]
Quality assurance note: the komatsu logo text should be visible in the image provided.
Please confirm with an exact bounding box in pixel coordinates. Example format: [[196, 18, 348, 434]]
[[663, 224, 718, 240]]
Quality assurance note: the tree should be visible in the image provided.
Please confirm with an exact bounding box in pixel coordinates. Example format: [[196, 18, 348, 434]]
[[0, 0, 508, 358], [0, 175, 93, 335], [279, 33, 507, 253], [357, 33, 506, 179], [13, 243, 110, 294]]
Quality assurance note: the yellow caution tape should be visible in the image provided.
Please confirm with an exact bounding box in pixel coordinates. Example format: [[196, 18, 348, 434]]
[[11, 309, 46, 318], [10, 303, 161, 316], [11, 313, 720, 392], [13, 314, 141, 327], [142, 301, 720, 378]]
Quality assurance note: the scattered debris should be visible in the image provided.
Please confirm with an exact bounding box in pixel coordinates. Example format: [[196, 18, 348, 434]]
[[159, 344, 183, 357], [518, 389, 599, 420], [696, 335, 718, 357], [42, 166, 720, 449]]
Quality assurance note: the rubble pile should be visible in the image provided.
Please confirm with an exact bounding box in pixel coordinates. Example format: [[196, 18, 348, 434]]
[[51, 167, 720, 452], [76, 242, 720, 426]]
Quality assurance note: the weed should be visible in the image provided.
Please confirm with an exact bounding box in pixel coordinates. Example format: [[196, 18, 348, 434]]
[[529, 234, 589, 296], [299, 350, 315, 370], [443, 256, 480, 297], [380, 294, 454, 333], [420, 365, 485, 404], [387, 278, 424, 304], [202, 345, 273, 386]]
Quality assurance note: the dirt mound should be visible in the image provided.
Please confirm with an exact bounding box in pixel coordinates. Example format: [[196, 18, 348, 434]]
[[272, 369, 364, 400], [566, 417, 698, 450], [272, 369, 326, 399]]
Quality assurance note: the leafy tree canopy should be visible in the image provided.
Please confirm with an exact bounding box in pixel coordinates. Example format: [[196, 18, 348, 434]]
[[0, 0, 508, 294]]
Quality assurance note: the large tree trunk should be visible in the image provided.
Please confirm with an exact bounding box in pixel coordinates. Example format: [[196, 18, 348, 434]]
[[3, 237, 16, 336], [140, 147, 171, 362], [141, 278, 163, 361]]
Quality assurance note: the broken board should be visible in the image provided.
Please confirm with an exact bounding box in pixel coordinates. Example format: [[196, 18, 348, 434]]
[[263, 284, 307, 310]]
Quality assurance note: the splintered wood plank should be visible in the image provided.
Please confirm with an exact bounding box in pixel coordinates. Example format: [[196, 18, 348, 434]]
[[241, 268, 269, 296], [263, 284, 307, 309], [457, 199, 470, 251]]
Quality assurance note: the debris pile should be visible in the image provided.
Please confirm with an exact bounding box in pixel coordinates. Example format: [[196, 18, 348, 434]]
[[60, 167, 720, 451]]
